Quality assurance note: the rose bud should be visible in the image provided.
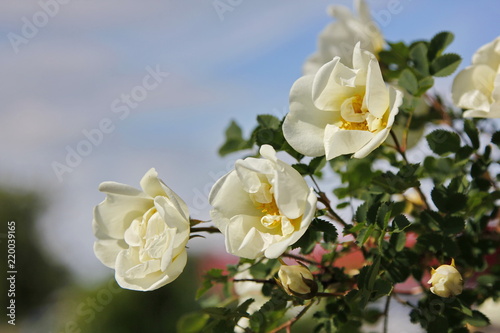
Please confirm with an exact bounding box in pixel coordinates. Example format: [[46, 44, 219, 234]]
[[277, 264, 317, 299], [428, 259, 463, 298]]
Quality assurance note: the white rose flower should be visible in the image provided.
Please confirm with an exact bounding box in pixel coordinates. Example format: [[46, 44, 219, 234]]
[[284, 43, 403, 160], [209, 145, 317, 259], [93, 168, 190, 291], [427, 259, 463, 298], [278, 264, 316, 299], [303, 0, 384, 75], [452, 36, 500, 118]]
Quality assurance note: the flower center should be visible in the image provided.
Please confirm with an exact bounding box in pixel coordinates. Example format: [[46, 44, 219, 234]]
[[339, 95, 386, 132], [257, 198, 282, 229]]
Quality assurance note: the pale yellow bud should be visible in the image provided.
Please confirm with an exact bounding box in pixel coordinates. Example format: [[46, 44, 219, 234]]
[[427, 259, 463, 298], [277, 264, 316, 299]]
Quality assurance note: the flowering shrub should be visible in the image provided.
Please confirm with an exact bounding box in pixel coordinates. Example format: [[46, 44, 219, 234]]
[[92, 1, 500, 332]]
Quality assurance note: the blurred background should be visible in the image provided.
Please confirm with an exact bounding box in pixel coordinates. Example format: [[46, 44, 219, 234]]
[[0, 0, 499, 332]]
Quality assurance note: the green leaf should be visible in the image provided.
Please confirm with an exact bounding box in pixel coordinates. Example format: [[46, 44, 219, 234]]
[[464, 119, 480, 149], [492, 131, 500, 146], [355, 202, 369, 224], [357, 224, 375, 246], [256, 114, 281, 129], [399, 69, 419, 95], [292, 227, 320, 254], [442, 216, 465, 235], [376, 202, 392, 230], [431, 186, 467, 214], [249, 259, 278, 279], [390, 232, 406, 252], [465, 310, 490, 327], [372, 279, 393, 300], [393, 214, 410, 232], [224, 120, 243, 139], [309, 156, 326, 174], [428, 31, 454, 60], [430, 53, 462, 77], [203, 307, 229, 319], [218, 120, 251, 156], [417, 76, 434, 95], [455, 145, 475, 163], [196, 268, 227, 299], [292, 163, 310, 175], [314, 218, 338, 243], [442, 237, 458, 257], [409, 42, 429, 76], [426, 129, 461, 155], [177, 312, 210, 333]]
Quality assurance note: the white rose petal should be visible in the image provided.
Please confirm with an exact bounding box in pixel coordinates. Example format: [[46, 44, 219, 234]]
[[284, 43, 403, 160], [303, 0, 384, 75], [92, 168, 190, 291], [209, 145, 317, 259], [452, 36, 500, 118]]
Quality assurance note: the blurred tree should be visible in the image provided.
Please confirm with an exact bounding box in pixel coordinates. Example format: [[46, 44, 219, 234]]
[[0, 186, 70, 331], [54, 260, 201, 333]]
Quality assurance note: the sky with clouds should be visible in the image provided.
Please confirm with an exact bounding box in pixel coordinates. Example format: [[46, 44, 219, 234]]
[[0, 0, 499, 283]]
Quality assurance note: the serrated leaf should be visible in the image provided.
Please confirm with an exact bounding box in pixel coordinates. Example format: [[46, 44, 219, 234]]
[[409, 42, 429, 76], [355, 202, 369, 224], [399, 68, 419, 95], [428, 31, 454, 60], [426, 129, 461, 155], [376, 202, 392, 230], [492, 131, 500, 146], [314, 219, 338, 243], [309, 156, 326, 174], [431, 186, 467, 214], [465, 310, 490, 327], [455, 145, 474, 163], [464, 119, 480, 149], [430, 53, 462, 77], [292, 227, 320, 254], [417, 76, 434, 95], [442, 216, 465, 235], [393, 214, 410, 231], [357, 224, 375, 246]]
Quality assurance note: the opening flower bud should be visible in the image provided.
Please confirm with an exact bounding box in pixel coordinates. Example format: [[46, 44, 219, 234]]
[[427, 259, 463, 298], [277, 264, 317, 299]]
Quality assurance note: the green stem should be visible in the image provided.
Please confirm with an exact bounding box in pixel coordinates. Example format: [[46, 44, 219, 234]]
[[383, 294, 392, 333], [310, 175, 350, 228], [283, 253, 321, 267], [390, 130, 430, 210]]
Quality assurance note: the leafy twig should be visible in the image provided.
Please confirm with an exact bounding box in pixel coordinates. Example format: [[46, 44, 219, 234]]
[[268, 302, 314, 333], [390, 130, 430, 210]]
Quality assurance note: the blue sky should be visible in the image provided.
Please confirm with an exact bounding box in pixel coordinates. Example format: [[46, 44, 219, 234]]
[[0, 0, 499, 283]]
